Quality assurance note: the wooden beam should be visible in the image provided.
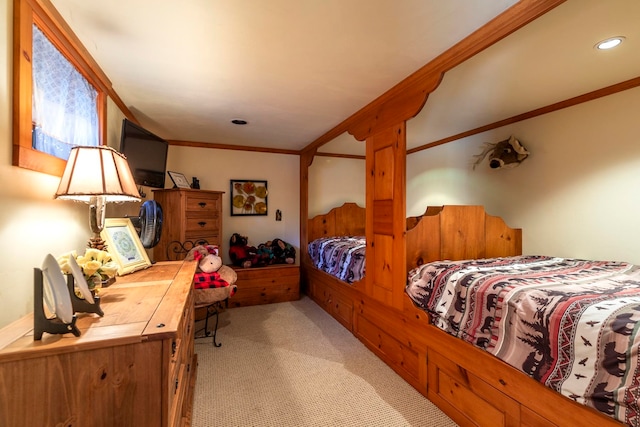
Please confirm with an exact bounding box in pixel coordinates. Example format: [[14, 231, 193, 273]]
[[407, 76, 640, 154], [301, 0, 566, 154], [168, 139, 299, 156], [170, 74, 640, 158], [314, 152, 365, 160]]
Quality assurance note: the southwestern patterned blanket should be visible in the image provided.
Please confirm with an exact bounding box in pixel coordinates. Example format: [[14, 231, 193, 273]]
[[308, 236, 366, 284], [406, 255, 640, 426]]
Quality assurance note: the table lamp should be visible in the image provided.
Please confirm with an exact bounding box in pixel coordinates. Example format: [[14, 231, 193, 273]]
[[55, 145, 141, 249]]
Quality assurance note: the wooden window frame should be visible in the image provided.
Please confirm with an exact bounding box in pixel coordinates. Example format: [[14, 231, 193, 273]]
[[13, 0, 111, 176]]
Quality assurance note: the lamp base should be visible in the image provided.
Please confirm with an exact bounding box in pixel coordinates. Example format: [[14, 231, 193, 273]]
[[88, 236, 108, 251]]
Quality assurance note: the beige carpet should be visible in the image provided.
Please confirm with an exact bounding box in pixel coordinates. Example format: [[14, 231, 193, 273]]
[[192, 296, 458, 427]]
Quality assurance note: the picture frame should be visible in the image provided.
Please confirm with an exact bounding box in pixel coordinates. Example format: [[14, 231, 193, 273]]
[[168, 171, 191, 189], [100, 218, 152, 275], [230, 179, 268, 216]]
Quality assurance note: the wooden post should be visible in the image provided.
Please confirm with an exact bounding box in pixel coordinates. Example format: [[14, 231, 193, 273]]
[[364, 124, 406, 309], [299, 149, 315, 267]]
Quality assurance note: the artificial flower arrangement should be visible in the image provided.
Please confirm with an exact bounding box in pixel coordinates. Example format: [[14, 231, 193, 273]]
[[57, 248, 118, 291]]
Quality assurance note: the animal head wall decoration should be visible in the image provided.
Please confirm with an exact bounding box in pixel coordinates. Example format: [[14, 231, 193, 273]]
[[472, 136, 530, 170]]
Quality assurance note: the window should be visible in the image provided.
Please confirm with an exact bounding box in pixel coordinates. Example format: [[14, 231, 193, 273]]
[[13, 0, 109, 176], [32, 25, 99, 160]]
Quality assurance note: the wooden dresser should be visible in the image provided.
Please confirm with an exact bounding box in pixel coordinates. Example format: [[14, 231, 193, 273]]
[[153, 189, 225, 261], [0, 260, 198, 427]]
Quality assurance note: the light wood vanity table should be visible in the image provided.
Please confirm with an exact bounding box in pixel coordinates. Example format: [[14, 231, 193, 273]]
[[0, 260, 198, 427]]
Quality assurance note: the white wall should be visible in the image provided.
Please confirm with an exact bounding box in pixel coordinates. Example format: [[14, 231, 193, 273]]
[[308, 155, 365, 218], [0, 0, 136, 328], [407, 86, 640, 264], [165, 146, 300, 265]]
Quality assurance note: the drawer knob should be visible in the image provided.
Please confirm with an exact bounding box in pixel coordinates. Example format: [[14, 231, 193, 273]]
[[198, 221, 206, 227], [198, 202, 207, 208]]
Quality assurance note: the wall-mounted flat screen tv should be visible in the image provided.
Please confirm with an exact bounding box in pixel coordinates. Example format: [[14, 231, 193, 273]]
[[119, 119, 168, 188]]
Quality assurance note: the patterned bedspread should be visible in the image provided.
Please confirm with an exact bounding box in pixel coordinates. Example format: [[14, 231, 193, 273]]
[[406, 255, 640, 426], [308, 236, 365, 284]]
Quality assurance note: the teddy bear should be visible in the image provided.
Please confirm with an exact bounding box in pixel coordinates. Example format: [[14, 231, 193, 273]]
[[228, 233, 260, 268], [257, 238, 296, 265], [268, 238, 296, 264], [185, 245, 238, 304]]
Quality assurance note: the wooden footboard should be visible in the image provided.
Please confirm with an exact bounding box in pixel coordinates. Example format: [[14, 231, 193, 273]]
[[304, 204, 621, 427]]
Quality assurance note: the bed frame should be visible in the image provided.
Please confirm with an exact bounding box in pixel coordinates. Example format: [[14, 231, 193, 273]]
[[297, 4, 623, 424], [302, 203, 622, 427]]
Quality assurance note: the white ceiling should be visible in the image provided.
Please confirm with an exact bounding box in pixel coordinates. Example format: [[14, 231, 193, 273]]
[[50, 0, 639, 155]]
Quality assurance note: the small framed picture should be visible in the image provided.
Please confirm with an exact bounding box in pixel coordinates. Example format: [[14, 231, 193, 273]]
[[100, 218, 152, 275], [230, 180, 268, 216], [168, 171, 191, 189]]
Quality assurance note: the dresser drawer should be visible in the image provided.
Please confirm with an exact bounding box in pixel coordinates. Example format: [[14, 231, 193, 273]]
[[184, 232, 220, 247], [329, 291, 353, 330], [168, 362, 187, 427], [185, 194, 220, 214], [427, 349, 519, 426], [185, 217, 220, 233], [168, 287, 194, 426], [355, 314, 419, 383]]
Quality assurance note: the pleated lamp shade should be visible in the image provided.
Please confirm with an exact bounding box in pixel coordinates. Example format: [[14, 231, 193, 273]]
[[55, 146, 141, 202], [55, 146, 141, 249]]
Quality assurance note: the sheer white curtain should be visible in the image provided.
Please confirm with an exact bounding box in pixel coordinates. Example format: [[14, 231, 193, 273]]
[[32, 25, 99, 160]]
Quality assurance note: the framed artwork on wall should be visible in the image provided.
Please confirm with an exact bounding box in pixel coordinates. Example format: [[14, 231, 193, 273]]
[[230, 180, 268, 216], [100, 218, 152, 275]]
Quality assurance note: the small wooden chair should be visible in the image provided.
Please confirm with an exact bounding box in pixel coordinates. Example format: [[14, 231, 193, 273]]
[[166, 240, 227, 347], [166, 239, 209, 261]]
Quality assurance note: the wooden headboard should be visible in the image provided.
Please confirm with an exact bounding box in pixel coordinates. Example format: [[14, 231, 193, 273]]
[[307, 202, 365, 242], [308, 203, 522, 271], [405, 205, 522, 270], [306, 203, 522, 272]]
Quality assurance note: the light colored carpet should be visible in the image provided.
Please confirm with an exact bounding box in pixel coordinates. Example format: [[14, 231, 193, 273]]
[[192, 296, 458, 427]]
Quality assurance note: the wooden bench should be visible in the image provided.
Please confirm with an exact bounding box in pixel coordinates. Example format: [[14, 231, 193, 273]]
[[228, 264, 300, 307]]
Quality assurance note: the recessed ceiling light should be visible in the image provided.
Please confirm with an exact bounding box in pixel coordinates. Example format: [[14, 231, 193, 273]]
[[595, 36, 625, 50], [231, 119, 248, 125]]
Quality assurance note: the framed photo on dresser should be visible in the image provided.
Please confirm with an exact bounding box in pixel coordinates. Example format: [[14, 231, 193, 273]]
[[168, 171, 191, 189], [100, 218, 152, 275]]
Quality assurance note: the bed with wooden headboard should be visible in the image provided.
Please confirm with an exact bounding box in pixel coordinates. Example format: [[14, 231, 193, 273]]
[[296, 1, 630, 423], [302, 203, 624, 427]]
